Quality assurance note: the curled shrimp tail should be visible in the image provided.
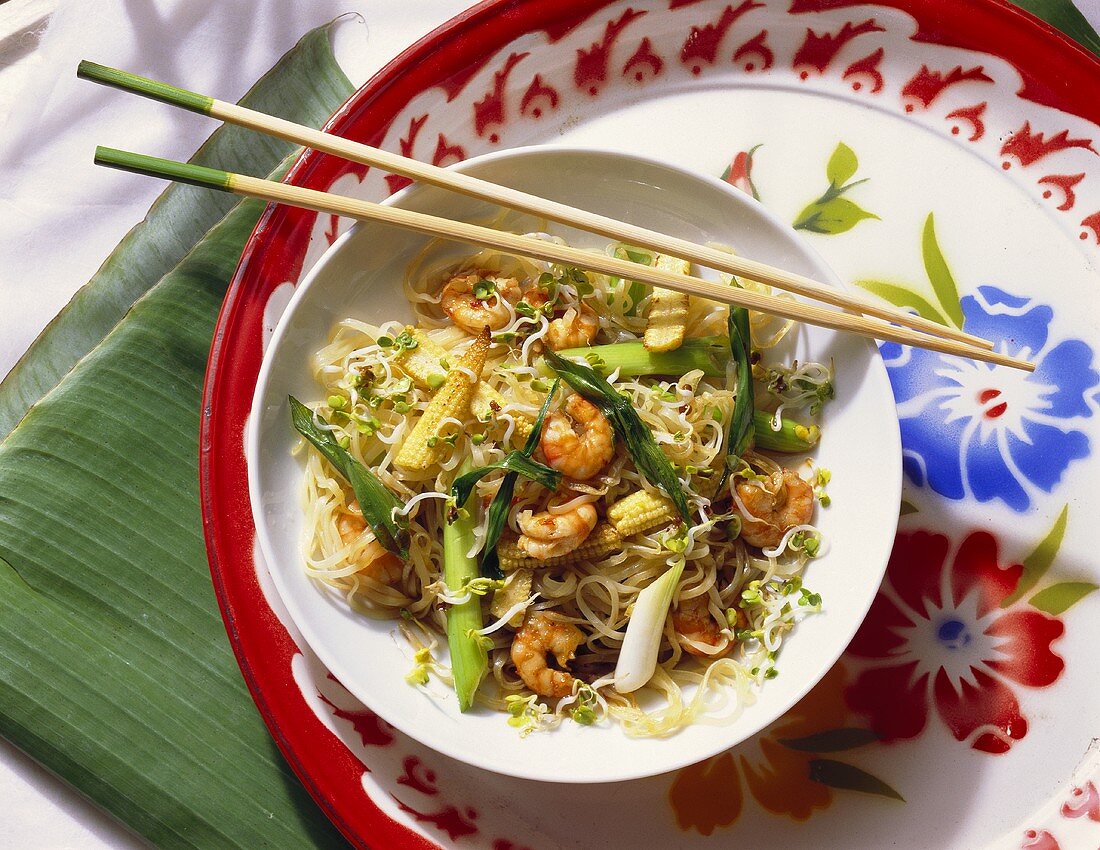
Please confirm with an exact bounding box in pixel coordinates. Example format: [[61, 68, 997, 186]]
[[539, 394, 615, 481], [511, 613, 584, 698]]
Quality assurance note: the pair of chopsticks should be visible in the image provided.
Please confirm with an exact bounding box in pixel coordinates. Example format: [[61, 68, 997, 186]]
[[78, 61, 1032, 372]]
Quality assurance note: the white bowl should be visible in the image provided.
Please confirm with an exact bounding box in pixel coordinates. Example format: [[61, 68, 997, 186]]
[[248, 146, 902, 783]]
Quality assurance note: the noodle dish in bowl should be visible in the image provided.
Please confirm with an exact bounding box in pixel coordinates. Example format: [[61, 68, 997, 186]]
[[247, 146, 902, 782]]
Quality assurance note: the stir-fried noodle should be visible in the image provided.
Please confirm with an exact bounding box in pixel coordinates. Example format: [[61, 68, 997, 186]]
[[294, 238, 833, 736]]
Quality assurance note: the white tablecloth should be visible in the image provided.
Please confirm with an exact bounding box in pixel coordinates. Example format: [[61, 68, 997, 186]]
[[0, 3, 467, 846], [1, 0, 1098, 847]]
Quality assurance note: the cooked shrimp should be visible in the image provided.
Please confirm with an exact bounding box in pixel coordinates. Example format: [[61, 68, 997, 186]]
[[511, 612, 584, 697], [545, 305, 599, 350], [735, 468, 814, 549], [521, 288, 599, 350], [540, 395, 615, 481], [336, 506, 403, 584], [440, 270, 521, 334], [673, 596, 740, 657], [520, 286, 552, 311], [517, 502, 597, 560]]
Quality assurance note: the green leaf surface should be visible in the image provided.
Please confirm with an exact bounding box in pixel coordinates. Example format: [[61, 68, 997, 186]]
[[795, 196, 878, 235], [855, 280, 952, 327], [1011, 0, 1100, 55], [826, 142, 859, 187], [0, 22, 349, 440], [0, 25, 354, 849], [1002, 505, 1068, 607], [808, 759, 905, 801], [779, 727, 879, 752], [921, 213, 965, 329], [1028, 581, 1098, 615]]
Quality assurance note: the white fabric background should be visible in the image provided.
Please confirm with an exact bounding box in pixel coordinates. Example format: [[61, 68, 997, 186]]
[[0, 0, 1097, 847], [0, 3, 467, 846]]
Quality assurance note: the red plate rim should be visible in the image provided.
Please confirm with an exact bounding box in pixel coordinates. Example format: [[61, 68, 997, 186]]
[[199, 1, 1100, 846]]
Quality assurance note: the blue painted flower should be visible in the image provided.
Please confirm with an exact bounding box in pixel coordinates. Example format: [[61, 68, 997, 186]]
[[881, 286, 1099, 511]]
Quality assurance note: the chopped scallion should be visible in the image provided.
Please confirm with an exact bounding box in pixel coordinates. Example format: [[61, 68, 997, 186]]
[[289, 396, 407, 557]]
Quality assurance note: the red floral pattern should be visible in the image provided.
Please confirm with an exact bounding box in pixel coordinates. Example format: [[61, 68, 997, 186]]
[[846, 530, 1065, 753]]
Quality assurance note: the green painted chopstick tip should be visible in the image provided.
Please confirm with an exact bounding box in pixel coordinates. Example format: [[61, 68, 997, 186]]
[[94, 147, 233, 191], [78, 60, 213, 114]]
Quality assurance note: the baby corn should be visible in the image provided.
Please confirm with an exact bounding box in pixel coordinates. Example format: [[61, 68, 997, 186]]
[[643, 254, 690, 352], [498, 523, 622, 571], [607, 490, 680, 538], [489, 569, 533, 627], [392, 326, 449, 388], [395, 327, 490, 471], [393, 326, 531, 437]]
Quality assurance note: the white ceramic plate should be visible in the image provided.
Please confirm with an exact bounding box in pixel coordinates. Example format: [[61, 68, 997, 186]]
[[246, 145, 901, 783]]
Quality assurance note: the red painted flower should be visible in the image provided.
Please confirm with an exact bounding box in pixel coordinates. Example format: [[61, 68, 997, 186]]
[[721, 145, 761, 200], [845, 530, 1065, 753]]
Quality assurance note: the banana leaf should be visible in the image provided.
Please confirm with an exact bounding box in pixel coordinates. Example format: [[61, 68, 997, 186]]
[[0, 22, 350, 440], [0, 24, 354, 849], [1015, 0, 1100, 56]]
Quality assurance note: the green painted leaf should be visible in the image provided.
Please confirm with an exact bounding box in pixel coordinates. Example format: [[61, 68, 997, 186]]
[[855, 280, 952, 326], [826, 142, 858, 187], [921, 213, 965, 329], [1011, 0, 1100, 56], [0, 25, 354, 848], [743, 143, 762, 201], [0, 22, 350, 441], [795, 196, 879, 235], [899, 500, 919, 516], [779, 727, 878, 752], [1002, 505, 1068, 607], [809, 759, 905, 801], [1028, 581, 1098, 615]]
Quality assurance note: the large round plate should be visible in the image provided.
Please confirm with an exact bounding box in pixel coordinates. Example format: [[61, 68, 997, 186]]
[[201, 1, 1100, 847]]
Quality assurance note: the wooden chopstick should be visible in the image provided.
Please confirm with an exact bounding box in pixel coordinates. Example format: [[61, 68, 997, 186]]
[[78, 60, 994, 353], [92, 146, 1032, 373]]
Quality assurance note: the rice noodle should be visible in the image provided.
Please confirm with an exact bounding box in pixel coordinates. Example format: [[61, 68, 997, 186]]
[[296, 240, 831, 737]]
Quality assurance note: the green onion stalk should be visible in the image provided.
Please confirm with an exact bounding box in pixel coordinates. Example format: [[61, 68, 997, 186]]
[[754, 413, 820, 453], [613, 557, 686, 692], [607, 244, 655, 316], [543, 349, 691, 522], [543, 340, 818, 454], [548, 336, 728, 378], [450, 453, 560, 513], [453, 380, 560, 580], [717, 302, 755, 496], [444, 460, 487, 712], [289, 396, 408, 557]]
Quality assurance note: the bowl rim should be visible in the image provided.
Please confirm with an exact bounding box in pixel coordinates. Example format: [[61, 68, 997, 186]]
[[245, 143, 903, 783]]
